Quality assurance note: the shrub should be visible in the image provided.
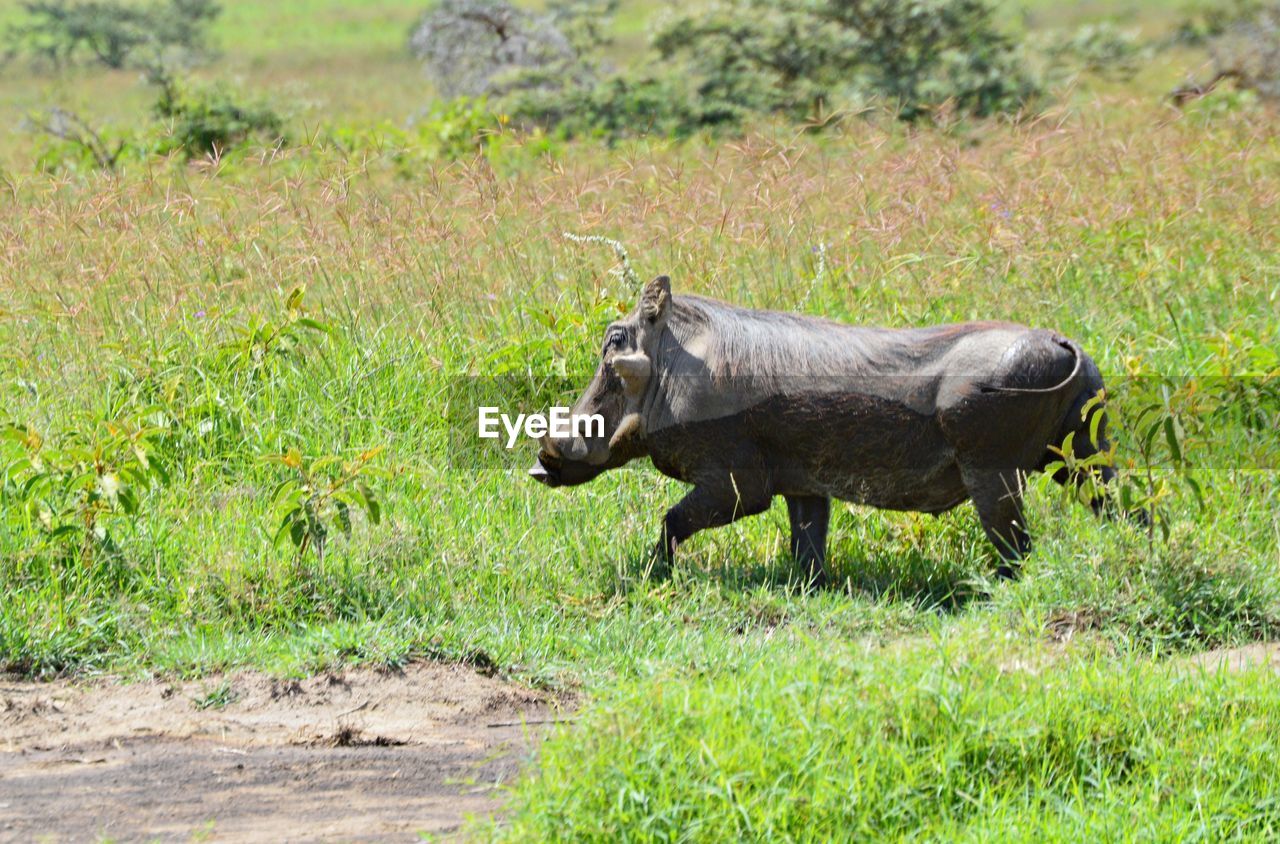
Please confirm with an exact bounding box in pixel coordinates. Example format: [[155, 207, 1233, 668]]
[[402, 96, 506, 160], [29, 107, 146, 171], [5, 0, 220, 69], [1168, 0, 1265, 47], [322, 98, 534, 175], [2, 415, 171, 566], [650, 0, 1041, 123], [150, 70, 285, 158], [1043, 23, 1146, 82], [1207, 1, 1280, 98], [264, 446, 385, 564], [30, 68, 286, 170], [504, 0, 1040, 139], [504, 69, 743, 139]]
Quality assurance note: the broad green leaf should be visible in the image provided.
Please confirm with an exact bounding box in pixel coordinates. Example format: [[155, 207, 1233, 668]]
[[1164, 417, 1182, 465]]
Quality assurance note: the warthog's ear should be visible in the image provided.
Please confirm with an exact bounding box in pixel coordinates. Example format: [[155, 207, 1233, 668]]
[[640, 275, 671, 325]]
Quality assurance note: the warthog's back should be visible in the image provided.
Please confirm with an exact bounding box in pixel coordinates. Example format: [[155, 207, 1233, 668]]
[[646, 297, 1090, 510]]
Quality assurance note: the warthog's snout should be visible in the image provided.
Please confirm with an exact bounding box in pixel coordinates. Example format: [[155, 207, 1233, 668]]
[[528, 445, 611, 488], [528, 454, 562, 487]]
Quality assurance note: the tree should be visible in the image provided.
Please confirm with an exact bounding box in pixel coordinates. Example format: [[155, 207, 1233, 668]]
[[6, 0, 220, 70], [408, 0, 576, 98], [1172, 3, 1280, 104]]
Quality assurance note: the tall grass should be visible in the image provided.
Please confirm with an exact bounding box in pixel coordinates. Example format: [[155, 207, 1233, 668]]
[[2, 102, 1278, 679], [1, 93, 1277, 833]]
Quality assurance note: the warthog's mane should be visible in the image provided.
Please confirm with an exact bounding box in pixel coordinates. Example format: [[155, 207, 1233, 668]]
[[667, 294, 885, 381]]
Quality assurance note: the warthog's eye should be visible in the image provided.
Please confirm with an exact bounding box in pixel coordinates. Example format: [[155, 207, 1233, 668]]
[[603, 328, 626, 353]]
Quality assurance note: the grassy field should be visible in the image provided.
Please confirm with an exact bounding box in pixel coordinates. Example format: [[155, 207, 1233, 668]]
[[2, 0, 1280, 838]]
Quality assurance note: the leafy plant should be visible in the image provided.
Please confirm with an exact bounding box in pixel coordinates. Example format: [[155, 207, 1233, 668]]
[[1, 414, 170, 564], [29, 66, 285, 171], [221, 285, 329, 378], [1124, 379, 1214, 528], [264, 447, 386, 562], [1041, 391, 1116, 508], [1041, 375, 1216, 544], [321, 98, 556, 174]]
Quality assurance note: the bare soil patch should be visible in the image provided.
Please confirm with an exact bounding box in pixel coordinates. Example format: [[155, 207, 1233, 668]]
[[0, 662, 568, 842], [1186, 642, 1280, 673]]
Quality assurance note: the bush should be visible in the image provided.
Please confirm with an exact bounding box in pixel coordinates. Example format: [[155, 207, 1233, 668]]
[[1042, 23, 1147, 82], [501, 0, 1040, 139], [1168, 0, 1265, 47], [151, 71, 285, 158], [31, 69, 285, 170], [321, 97, 553, 176], [1208, 1, 1280, 98], [5, 0, 220, 69], [650, 0, 1040, 123], [504, 70, 743, 139], [29, 107, 146, 171]]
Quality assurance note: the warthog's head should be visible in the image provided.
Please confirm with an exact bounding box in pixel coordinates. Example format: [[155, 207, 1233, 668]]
[[529, 275, 671, 487]]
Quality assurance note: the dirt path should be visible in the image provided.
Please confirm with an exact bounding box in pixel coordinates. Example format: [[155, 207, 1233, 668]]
[[0, 662, 568, 842], [1186, 642, 1280, 672]]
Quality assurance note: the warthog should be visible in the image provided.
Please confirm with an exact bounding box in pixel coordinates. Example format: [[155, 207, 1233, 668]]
[[530, 275, 1122, 584]]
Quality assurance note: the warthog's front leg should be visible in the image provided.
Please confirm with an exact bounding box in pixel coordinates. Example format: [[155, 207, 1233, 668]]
[[785, 495, 830, 588], [654, 478, 771, 577]]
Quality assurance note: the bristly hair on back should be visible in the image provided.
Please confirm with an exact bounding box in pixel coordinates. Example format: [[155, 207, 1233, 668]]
[[663, 293, 878, 380]]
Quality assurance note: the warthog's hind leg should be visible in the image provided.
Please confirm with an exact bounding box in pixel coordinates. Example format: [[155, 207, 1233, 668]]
[[785, 495, 830, 589], [963, 468, 1031, 578]]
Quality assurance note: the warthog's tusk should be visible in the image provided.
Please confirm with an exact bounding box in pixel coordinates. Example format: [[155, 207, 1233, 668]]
[[608, 412, 644, 449]]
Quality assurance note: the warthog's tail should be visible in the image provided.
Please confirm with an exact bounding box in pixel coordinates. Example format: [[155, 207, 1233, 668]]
[[980, 336, 1084, 395]]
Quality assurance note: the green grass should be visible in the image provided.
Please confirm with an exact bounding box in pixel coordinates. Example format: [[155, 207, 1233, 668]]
[[503, 636, 1280, 840], [1, 0, 1279, 838]]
